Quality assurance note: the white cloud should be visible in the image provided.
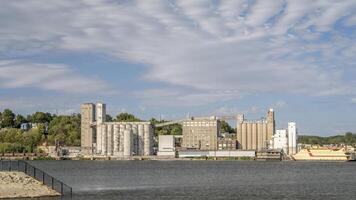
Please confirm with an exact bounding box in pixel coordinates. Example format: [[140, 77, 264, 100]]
[[351, 98, 356, 104], [0, 0, 355, 102], [134, 88, 241, 107], [0, 60, 110, 94]]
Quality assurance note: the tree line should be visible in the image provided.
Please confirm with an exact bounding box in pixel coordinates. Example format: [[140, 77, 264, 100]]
[[0, 109, 188, 153], [0, 109, 81, 153], [298, 132, 356, 146]]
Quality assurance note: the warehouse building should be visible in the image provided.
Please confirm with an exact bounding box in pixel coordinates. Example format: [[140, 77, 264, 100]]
[[182, 117, 220, 150], [236, 109, 275, 150], [217, 138, 237, 150], [81, 103, 153, 157]]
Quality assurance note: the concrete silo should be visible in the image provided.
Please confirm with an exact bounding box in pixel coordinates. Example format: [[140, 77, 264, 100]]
[[241, 123, 247, 150], [262, 123, 268, 149], [119, 124, 125, 154], [101, 124, 108, 156], [107, 124, 113, 156], [138, 124, 144, 156], [113, 124, 119, 156], [123, 129, 133, 157], [252, 123, 257, 150], [257, 123, 263, 150], [96, 124, 102, 155], [132, 124, 138, 155], [143, 124, 152, 156], [247, 123, 252, 150]]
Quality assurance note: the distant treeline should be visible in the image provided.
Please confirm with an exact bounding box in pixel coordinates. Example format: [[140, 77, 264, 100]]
[[0, 108, 81, 153], [298, 132, 356, 145]]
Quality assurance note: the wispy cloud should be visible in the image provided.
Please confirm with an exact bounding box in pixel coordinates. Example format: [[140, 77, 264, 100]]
[[0, 60, 110, 94], [351, 98, 356, 104], [0, 0, 355, 101]]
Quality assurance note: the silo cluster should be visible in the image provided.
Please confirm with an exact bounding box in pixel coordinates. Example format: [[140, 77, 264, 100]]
[[96, 122, 153, 157], [236, 109, 275, 150], [80, 102, 153, 157]]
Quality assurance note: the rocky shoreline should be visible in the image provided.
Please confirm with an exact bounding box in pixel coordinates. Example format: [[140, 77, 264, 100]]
[[0, 172, 60, 199]]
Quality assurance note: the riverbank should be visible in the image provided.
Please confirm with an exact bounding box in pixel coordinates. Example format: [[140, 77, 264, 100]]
[[0, 172, 60, 199]]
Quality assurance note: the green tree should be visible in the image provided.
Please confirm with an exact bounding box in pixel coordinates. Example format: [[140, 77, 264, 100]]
[[150, 117, 182, 136], [21, 129, 42, 152], [14, 114, 28, 128], [106, 114, 113, 122], [47, 114, 81, 146], [220, 120, 235, 133], [170, 125, 182, 135], [344, 132, 354, 145], [28, 112, 53, 123], [115, 113, 141, 122], [1, 109, 15, 128], [0, 128, 28, 153]]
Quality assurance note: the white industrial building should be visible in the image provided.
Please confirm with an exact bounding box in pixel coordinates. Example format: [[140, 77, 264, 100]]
[[81, 102, 154, 157], [271, 122, 298, 156], [272, 129, 288, 154], [157, 135, 176, 157], [178, 150, 255, 158], [96, 122, 153, 157], [288, 122, 297, 155]]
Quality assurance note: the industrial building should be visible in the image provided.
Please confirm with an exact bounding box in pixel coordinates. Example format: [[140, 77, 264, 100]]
[[287, 122, 298, 155], [182, 117, 220, 150], [178, 150, 255, 158], [81, 103, 96, 155], [236, 109, 275, 150], [157, 135, 180, 157], [272, 122, 298, 156], [81, 103, 154, 157], [272, 129, 288, 153], [217, 138, 237, 150]]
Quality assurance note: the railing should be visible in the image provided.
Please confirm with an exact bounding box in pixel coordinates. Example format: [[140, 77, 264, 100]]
[[0, 160, 72, 197]]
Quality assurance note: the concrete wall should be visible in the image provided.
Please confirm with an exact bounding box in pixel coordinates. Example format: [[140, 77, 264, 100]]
[[178, 150, 255, 158]]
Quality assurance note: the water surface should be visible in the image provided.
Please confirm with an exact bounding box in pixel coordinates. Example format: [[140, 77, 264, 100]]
[[27, 160, 356, 199]]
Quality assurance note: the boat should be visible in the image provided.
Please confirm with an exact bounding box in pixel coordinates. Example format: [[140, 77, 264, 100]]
[[292, 148, 355, 161]]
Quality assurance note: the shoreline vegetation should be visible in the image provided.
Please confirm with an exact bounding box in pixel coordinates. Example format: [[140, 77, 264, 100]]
[[0, 171, 60, 199]]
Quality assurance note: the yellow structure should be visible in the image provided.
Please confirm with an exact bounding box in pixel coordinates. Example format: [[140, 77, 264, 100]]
[[236, 109, 275, 150], [292, 148, 351, 161]]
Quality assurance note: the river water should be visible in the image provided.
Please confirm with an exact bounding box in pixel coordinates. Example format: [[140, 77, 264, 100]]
[[26, 160, 356, 200]]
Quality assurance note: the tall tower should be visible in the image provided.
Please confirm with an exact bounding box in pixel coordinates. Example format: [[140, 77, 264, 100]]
[[266, 108, 275, 148], [81, 103, 96, 155], [236, 114, 244, 149], [288, 122, 297, 155], [95, 103, 106, 154], [96, 103, 106, 123]]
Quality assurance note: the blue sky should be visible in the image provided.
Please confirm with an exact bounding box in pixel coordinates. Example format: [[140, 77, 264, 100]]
[[0, 0, 355, 135]]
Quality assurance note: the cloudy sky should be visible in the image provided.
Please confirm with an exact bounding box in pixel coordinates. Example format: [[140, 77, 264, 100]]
[[0, 0, 355, 135]]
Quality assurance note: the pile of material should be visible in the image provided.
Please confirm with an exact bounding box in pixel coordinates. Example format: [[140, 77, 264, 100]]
[[0, 172, 60, 199]]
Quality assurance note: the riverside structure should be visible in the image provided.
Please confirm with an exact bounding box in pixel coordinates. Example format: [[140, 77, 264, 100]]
[[81, 103, 154, 157], [236, 109, 275, 150], [182, 117, 220, 150]]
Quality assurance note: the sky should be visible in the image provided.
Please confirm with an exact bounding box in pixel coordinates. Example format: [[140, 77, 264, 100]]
[[0, 0, 355, 136]]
